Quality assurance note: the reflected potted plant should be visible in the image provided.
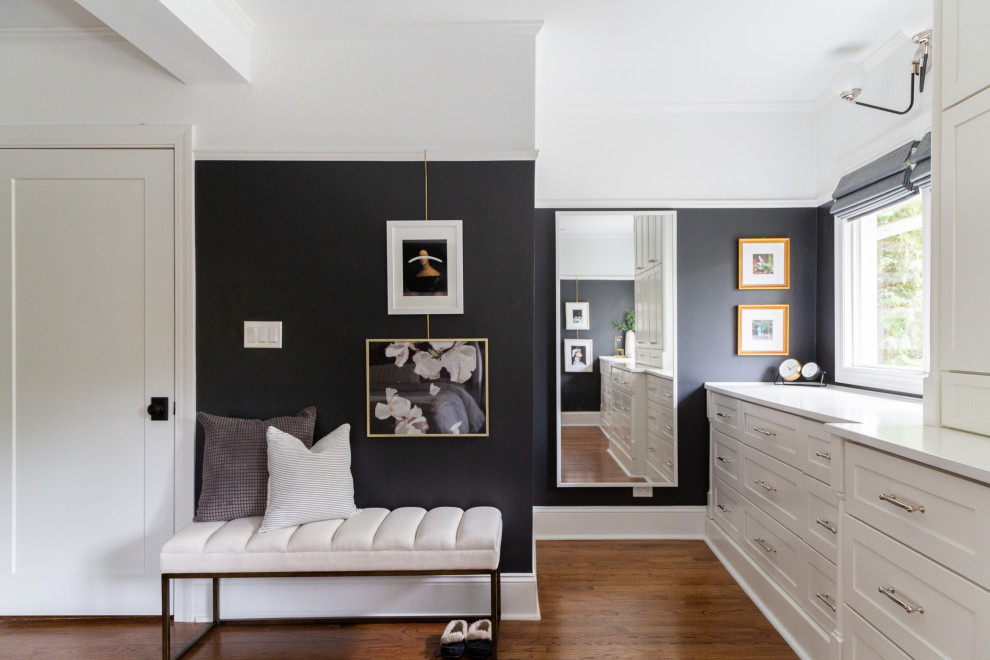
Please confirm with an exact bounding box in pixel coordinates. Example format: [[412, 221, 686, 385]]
[[612, 309, 636, 361]]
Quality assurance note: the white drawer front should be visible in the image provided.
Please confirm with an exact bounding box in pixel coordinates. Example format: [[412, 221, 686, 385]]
[[659, 377, 674, 407], [710, 392, 740, 436], [646, 400, 661, 433], [742, 503, 804, 603], [712, 429, 742, 491], [740, 402, 801, 469], [741, 444, 804, 536], [843, 607, 913, 660], [843, 515, 990, 660], [712, 477, 745, 544], [803, 419, 836, 487], [845, 442, 990, 590], [646, 375, 661, 404], [804, 474, 839, 564], [659, 439, 675, 480], [803, 542, 837, 631], [659, 407, 675, 445]]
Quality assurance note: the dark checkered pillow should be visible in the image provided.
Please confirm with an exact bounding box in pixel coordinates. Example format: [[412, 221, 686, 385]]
[[194, 407, 317, 522]]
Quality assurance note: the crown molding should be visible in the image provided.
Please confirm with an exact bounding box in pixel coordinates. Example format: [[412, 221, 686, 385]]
[[538, 102, 815, 115], [195, 149, 539, 162], [536, 198, 819, 210], [0, 27, 122, 43], [214, 0, 256, 38], [254, 20, 543, 41]]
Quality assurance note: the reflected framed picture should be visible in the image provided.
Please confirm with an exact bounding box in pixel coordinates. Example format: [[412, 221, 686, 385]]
[[386, 220, 464, 315], [737, 305, 789, 355], [563, 338, 593, 373], [565, 302, 590, 330], [366, 339, 488, 437], [739, 238, 790, 289]]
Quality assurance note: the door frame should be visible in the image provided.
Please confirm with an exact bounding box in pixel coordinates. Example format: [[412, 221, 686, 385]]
[[0, 124, 197, 532]]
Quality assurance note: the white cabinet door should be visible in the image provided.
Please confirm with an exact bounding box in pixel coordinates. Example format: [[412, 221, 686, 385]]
[[0, 149, 175, 614], [940, 88, 990, 374], [942, 0, 990, 109]]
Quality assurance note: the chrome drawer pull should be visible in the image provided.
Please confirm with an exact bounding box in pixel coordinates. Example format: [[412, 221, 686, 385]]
[[649, 447, 657, 454], [715, 412, 732, 419], [815, 518, 837, 534], [664, 460, 673, 468], [716, 503, 731, 513], [816, 592, 837, 612], [716, 455, 732, 464], [878, 586, 924, 614], [648, 415, 657, 421], [754, 537, 776, 554], [879, 493, 925, 514], [665, 425, 674, 432], [753, 427, 776, 436], [754, 479, 777, 492], [815, 450, 832, 461], [663, 393, 672, 398]]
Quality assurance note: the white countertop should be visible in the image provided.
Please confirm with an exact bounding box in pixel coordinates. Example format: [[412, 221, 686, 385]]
[[705, 382, 990, 486], [600, 355, 673, 378]]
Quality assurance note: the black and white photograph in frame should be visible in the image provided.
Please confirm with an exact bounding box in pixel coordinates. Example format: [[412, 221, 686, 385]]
[[565, 301, 590, 330], [563, 338, 593, 373], [366, 339, 488, 437], [386, 220, 464, 315]]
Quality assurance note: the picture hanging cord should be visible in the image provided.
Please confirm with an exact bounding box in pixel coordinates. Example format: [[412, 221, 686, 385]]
[[575, 280, 579, 339], [425, 149, 430, 338]]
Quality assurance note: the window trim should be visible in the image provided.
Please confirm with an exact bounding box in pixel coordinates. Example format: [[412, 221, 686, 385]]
[[834, 188, 930, 395]]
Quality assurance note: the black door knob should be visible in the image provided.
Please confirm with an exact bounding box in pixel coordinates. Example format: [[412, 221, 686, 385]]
[[148, 397, 169, 421]]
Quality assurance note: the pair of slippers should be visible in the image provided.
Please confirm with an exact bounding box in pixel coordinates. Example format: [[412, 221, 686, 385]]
[[435, 619, 493, 658]]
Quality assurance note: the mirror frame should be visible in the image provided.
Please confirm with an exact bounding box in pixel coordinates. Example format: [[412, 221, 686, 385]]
[[555, 210, 678, 488]]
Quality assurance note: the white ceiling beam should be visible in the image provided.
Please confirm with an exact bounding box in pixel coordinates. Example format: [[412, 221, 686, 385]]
[[73, 0, 251, 84]]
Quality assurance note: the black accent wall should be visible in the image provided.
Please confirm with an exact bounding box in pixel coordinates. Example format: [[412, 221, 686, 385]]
[[196, 160, 535, 573], [534, 207, 819, 506], [816, 204, 837, 385], [559, 279, 635, 411]]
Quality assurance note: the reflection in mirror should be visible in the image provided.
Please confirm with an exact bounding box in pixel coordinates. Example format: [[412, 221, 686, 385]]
[[556, 211, 677, 487]]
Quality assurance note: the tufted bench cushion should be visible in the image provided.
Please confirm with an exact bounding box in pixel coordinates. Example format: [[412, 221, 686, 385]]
[[161, 506, 502, 574]]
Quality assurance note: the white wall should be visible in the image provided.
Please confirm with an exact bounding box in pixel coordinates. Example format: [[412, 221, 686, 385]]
[[0, 29, 536, 155], [535, 108, 818, 207], [815, 40, 933, 203]]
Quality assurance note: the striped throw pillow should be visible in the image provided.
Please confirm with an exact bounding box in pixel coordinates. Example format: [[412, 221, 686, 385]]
[[259, 424, 359, 533]]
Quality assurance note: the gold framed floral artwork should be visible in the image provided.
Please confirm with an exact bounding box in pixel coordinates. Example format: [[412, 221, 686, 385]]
[[738, 238, 790, 289], [737, 305, 789, 355], [366, 339, 488, 436]]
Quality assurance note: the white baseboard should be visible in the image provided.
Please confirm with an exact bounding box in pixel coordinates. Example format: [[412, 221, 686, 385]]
[[173, 573, 540, 623], [560, 412, 599, 426], [533, 505, 706, 540], [705, 518, 829, 660]]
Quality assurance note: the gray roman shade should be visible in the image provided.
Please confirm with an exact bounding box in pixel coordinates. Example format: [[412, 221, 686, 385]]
[[910, 132, 932, 189], [831, 140, 918, 219]]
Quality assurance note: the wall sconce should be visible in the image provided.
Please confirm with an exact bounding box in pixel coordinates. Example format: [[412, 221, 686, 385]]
[[831, 0, 932, 115]]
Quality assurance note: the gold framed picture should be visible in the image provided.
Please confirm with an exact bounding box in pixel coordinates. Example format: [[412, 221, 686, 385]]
[[737, 305, 789, 355], [738, 238, 790, 289], [366, 339, 488, 436]]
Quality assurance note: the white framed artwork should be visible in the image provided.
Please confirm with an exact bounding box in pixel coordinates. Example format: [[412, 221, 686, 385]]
[[386, 220, 464, 315]]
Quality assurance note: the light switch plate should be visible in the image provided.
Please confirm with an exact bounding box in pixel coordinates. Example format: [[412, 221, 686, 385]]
[[633, 486, 653, 497], [244, 321, 282, 348]]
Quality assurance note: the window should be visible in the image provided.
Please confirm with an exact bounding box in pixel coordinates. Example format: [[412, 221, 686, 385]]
[[835, 190, 930, 394]]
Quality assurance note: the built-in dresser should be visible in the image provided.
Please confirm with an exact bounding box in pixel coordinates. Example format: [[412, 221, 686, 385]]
[[704, 383, 990, 659], [601, 356, 675, 482]]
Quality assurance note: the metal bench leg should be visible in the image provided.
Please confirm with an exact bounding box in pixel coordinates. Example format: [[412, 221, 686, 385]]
[[162, 575, 171, 660]]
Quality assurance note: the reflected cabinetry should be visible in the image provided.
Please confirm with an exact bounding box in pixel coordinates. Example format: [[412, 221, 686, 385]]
[[600, 358, 675, 482]]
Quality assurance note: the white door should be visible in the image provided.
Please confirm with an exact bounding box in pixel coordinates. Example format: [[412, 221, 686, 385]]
[[0, 148, 175, 614]]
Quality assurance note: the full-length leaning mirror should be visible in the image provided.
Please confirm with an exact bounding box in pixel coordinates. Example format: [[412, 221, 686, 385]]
[[556, 211, 677, 487]]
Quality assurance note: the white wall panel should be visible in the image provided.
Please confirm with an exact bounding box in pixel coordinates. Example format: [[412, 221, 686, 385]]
[[535, 109, 817, 206], [0, 34, 535, 154]]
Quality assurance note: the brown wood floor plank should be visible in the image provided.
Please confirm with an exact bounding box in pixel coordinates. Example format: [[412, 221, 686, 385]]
[[560, 425, 647, 483], [0, 540, 797, 659]]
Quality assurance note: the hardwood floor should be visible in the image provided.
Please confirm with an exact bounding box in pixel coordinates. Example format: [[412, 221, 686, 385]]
[[560, 425, 646, 483], [0, 541, 797, 659]]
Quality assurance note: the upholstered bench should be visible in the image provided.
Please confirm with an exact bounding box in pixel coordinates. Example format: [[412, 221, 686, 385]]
[[161, 506, 502, 660]]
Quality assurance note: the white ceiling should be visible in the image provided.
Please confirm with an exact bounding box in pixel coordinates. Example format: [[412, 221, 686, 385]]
[[2, 0, 920, 107]]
